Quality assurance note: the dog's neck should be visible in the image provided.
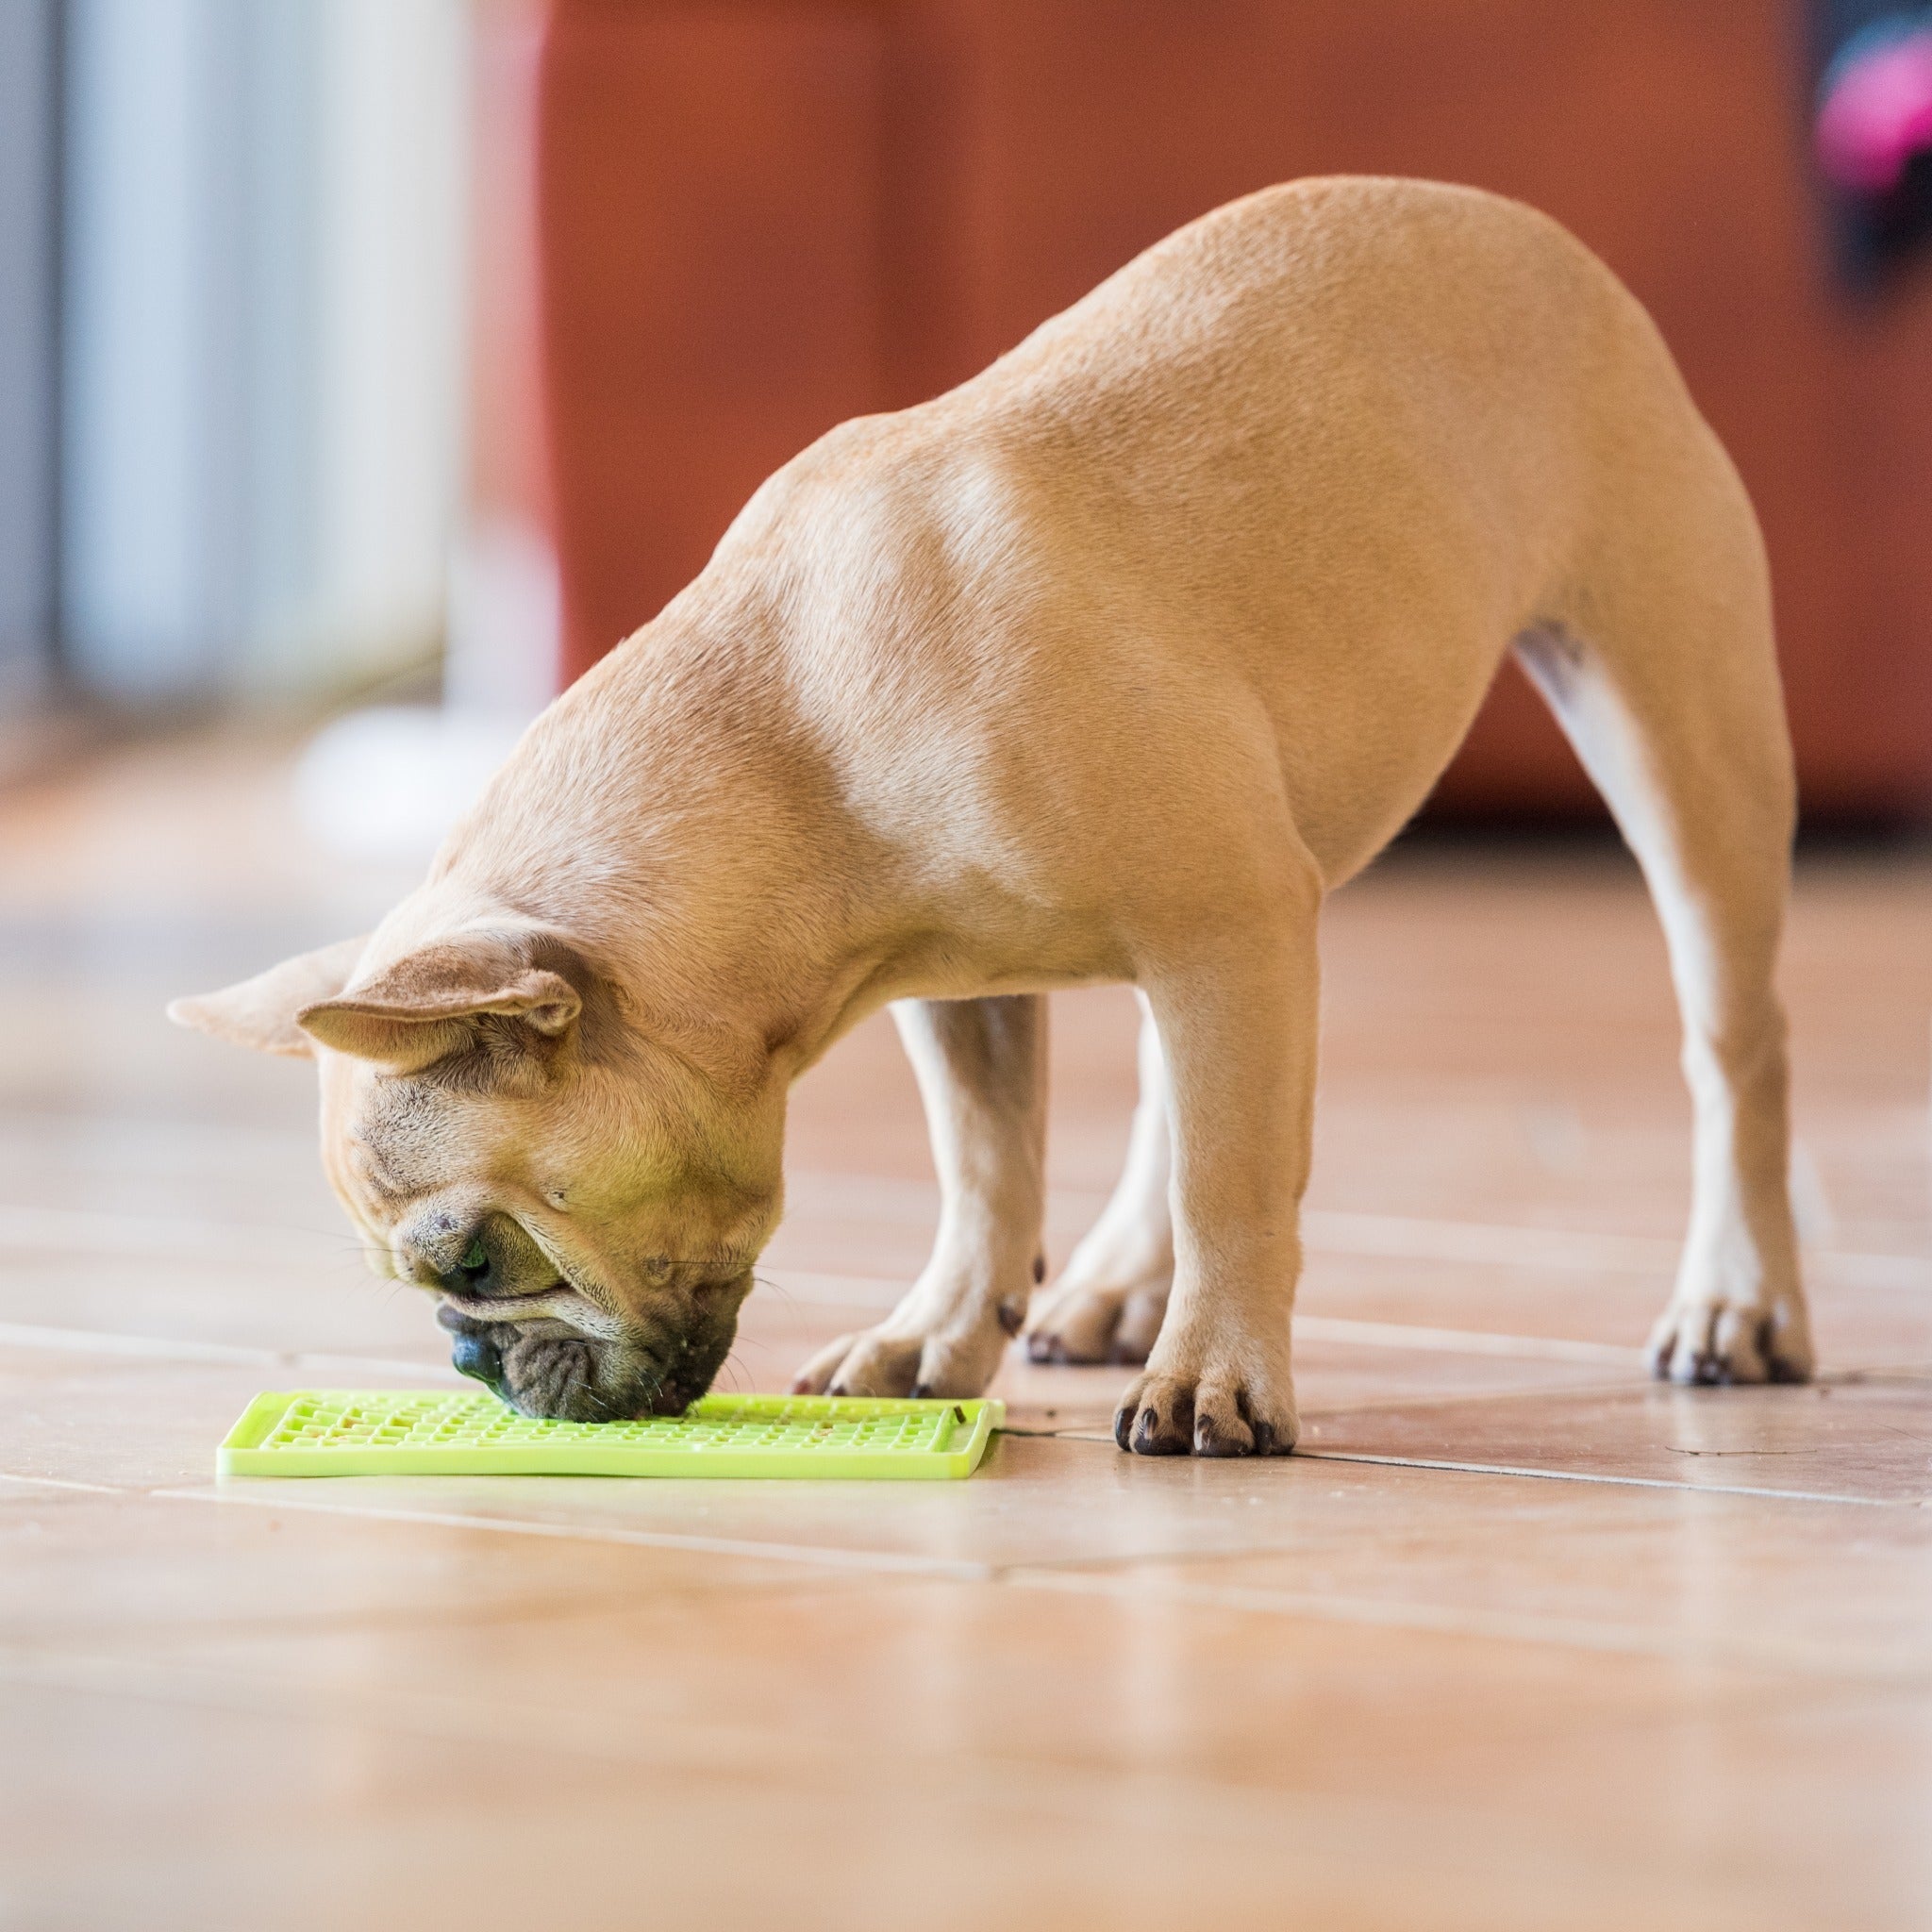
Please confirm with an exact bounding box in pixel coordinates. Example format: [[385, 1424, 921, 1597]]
[[405, 599, 917, 1087]]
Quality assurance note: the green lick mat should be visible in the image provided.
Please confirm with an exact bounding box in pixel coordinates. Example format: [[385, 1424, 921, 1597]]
[[217, 1389, 1003, 1480]]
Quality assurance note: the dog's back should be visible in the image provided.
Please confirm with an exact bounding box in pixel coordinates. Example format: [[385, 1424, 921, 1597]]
[[722, 176, 1763, 889]]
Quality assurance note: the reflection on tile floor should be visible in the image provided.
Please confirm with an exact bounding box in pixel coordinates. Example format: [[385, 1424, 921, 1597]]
[[2, 736, 1929, 1929]]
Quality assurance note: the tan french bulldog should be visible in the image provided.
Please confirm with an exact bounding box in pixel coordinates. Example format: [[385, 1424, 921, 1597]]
[[172, 178, 1812, 1456]]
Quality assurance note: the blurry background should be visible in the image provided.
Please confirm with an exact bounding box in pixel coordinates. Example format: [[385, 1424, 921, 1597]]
[[3, 0, 465, 718], [5, 0, 1932, 836], [8, 17, 1932, 1918]]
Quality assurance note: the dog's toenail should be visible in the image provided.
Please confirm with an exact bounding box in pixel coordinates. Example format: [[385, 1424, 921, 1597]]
[[1032, 1255, 1046, 1284], [1131, 1407, 1185, 1456]]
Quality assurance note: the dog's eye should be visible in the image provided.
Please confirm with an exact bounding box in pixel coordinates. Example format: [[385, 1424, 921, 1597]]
[[460, 1238, 489, 1273]]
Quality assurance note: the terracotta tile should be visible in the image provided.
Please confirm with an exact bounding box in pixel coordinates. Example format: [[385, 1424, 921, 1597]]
[[8, 737, 1932, 1929], [1307, 1377, 1932, 1503], [5, 1492, 1924, 1932], [8, 1664, 1846, 1932]]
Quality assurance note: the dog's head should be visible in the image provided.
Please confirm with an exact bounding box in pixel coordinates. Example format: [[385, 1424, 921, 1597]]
[[170, 925, 782, 1419]]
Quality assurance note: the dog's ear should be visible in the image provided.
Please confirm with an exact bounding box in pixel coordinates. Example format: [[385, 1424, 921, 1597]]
[[167, 937, 372, 1058], [294, 934, 584, 1073]]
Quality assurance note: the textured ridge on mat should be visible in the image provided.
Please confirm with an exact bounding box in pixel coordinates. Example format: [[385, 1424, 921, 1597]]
[[217, 1389, 1002, 1480]]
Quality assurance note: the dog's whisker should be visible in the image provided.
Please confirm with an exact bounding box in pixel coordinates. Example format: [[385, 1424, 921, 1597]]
[[749, 1271, 797, 1310]]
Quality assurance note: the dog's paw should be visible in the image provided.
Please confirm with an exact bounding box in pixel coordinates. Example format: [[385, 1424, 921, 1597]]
[[1111, 1340, 1299, 1458], [789, 1309, 1009, 1400], [1023, 1271, 1171, 1365], [1646, 1291, 1813, 1386]]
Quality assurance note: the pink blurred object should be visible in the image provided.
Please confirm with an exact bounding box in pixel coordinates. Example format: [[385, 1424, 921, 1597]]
[[1816, 25, 1932, 192]]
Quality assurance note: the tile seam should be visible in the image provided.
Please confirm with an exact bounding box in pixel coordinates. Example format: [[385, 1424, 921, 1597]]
[[149, 1483, 996, 1580], [995, 1567, 1931, 1684]]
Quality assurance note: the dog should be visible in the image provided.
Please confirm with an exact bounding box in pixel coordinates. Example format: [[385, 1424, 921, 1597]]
[[172, 177, 1813, 1456]]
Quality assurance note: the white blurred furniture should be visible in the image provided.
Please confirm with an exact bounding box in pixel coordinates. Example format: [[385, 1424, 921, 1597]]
[[58, 0, 469, 708], [0, 0, 59, 728]]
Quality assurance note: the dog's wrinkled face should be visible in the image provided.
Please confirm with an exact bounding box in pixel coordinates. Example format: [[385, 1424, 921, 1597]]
[[170, 928, 782, 1420]]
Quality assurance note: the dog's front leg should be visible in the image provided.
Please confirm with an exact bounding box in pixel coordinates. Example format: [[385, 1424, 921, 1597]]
[[1114, 885, 1319, 1457], [790, 994, 1045, 1399]]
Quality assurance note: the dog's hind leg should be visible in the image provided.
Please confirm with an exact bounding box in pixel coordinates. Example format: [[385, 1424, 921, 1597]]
[[789, 994, 1047, 1398], [1023, 992, 1175, 1364], [1519, 462, 1811, 1383]]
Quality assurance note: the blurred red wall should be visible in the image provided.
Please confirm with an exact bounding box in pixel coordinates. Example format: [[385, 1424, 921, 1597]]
[[475, 0, 1932, 820]]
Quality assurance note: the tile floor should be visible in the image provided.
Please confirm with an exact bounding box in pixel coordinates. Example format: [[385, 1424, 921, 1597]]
[[1, 733, 1928, 1930]]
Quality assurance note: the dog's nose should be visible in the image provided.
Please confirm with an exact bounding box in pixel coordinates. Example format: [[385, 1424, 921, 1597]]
[[444, 1225, 498, 1296], [402, 1210, 557, 1303], [400, 1219, 500, 1296]]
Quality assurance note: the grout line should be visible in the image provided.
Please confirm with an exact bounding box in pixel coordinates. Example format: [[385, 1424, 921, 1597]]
[[0, 1470, 129, 1496], [8, 1458, 1914, 1677], [151, 1484, 996, 1581], [781, 1174, 1932, 1287], [6, 1307, 1912, 1388], [17, 1467, 1921, 1682], [0, 1307, 1640, 1374], [1809, 1251, 1932, 1292], [754, 1269, 904, 1309], [0, 1646, 852, 1789], [0, 1203, 280, 1257], [8, 1185, 1927, 1291], [1291, 1315, 1644, 1364], [1299, 1207, 1676, 1274], [0, 1320, 461, 1384], [11, 1430, 1907, 1527], [997, 1566, 1928, 1683], [755, 1283, 1654, 1363], [1298, 1373, 1662, 1419], [1291, 1448, 1902, 1507], [0, 1322, 268, 1365], [0, 1641, 1682, 1874], [1015, 1432, 1911, 1508]]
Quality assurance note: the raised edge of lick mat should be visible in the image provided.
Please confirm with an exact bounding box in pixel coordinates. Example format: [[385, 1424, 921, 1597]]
[[217, 1389, 1004, 1480]]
